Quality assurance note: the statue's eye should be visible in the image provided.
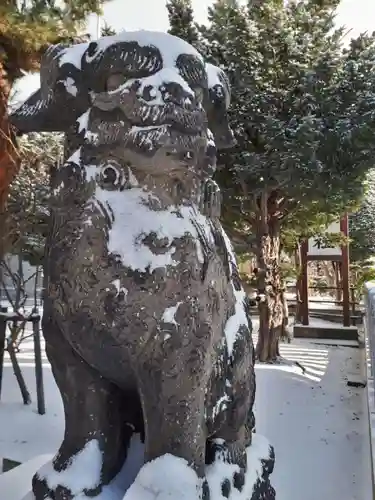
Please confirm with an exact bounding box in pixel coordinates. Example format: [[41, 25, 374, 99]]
[[99, 164, 122, 190], [102, 166, 118, 184], [106, 73, 126, 91]]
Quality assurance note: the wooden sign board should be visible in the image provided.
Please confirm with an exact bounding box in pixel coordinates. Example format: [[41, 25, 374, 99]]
[[307, 221, 342, 259], [301, 215, 350, 326]]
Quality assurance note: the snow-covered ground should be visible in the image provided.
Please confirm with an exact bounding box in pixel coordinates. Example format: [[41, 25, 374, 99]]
[[0, 320, 372, 500], [254, 335, 372, 500]]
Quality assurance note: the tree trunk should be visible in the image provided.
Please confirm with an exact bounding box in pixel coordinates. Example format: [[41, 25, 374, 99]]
[[0, 63, 19, 259], [334, 262, 342, 304], [295, 243, 303, 323], [280, 276, 290, 342], [255, 192, 284, 362]]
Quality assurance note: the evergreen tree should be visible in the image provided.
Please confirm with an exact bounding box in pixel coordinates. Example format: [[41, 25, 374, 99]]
[[101, 22, 116, 36], [0, 0, 107, 212], [166, 0, 200, 49], [200, 0, 375, 360], [3, 132, 63, 266], [349, 170, 375, 263]]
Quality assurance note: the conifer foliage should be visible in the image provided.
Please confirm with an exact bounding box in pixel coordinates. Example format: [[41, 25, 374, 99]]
[[0, 0, 106, 211], [166, 0, 200, 49], [167, 0, 375, 361], [350, 169, 375, 263]]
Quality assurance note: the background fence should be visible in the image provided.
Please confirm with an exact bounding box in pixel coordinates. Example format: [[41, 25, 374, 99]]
[[363, 283, 375, 498]]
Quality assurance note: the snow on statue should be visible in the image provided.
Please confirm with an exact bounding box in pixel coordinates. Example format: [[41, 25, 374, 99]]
[[8, 30, 275, 500]]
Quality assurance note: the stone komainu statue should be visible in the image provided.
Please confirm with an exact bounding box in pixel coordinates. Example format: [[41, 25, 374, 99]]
[[11, 31, 274, 500]]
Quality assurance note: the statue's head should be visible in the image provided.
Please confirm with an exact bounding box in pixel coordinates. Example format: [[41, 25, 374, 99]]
[[11, 31, 234, 179]]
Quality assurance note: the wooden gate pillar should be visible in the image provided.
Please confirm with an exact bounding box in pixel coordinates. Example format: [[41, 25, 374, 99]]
[[340, 214, 350, 327]]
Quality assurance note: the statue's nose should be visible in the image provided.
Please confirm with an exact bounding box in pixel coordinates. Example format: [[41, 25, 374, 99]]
[[160, 81, 194, 107]]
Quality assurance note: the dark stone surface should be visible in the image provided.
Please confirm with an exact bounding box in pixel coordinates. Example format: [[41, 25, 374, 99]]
[[250, 446, 276, 500], [2, 458, 21, 473], [10, 31, 274, 499]]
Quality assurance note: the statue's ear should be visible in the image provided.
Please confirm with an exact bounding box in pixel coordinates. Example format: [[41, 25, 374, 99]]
[[205, 64, 236, 150], [11, 87, 63, 133], [10, 43, 89, 134], [206, 86, 236, 150]]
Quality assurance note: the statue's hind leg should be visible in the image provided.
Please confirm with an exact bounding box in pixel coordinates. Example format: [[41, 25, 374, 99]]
[[32, 317, 138, 500], [205, 325, 257, 495], [205, 344, 275, 499]]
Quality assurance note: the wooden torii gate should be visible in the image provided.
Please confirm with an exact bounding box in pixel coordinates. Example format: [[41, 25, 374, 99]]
[[299, 214, 350, 327]]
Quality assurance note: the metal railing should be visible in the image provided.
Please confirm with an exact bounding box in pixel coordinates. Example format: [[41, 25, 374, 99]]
[[365, 284, 375, 382], [363, 283, 375, 498]]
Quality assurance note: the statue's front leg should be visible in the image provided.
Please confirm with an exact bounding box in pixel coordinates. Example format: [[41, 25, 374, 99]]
[[137, 371, 207, 477], [135, 332, 210, 482], [32, 316, 134, 500]]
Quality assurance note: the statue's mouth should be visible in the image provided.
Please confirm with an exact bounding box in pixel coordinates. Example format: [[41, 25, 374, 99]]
[[86, 89, 208, 156], [125, 124, 207, 156], [85, 118, 210, 164], [92, 85, 205, 135]]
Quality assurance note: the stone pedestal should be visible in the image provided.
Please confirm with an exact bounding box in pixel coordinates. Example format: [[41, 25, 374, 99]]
[[0, 435, 275, 500]]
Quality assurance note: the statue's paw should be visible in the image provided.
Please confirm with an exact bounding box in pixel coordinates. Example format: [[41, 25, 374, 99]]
[[202, 475, 237, 500], [206, 438, 247, 470], [32, 473, 101, 500], [205, 439, 247, 499], [32, 473, 52, 499], [205, 435, 275, 500], [123, 454, 202, 500], [32, 452, 103, 500], [32, 472, 88, 500]]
